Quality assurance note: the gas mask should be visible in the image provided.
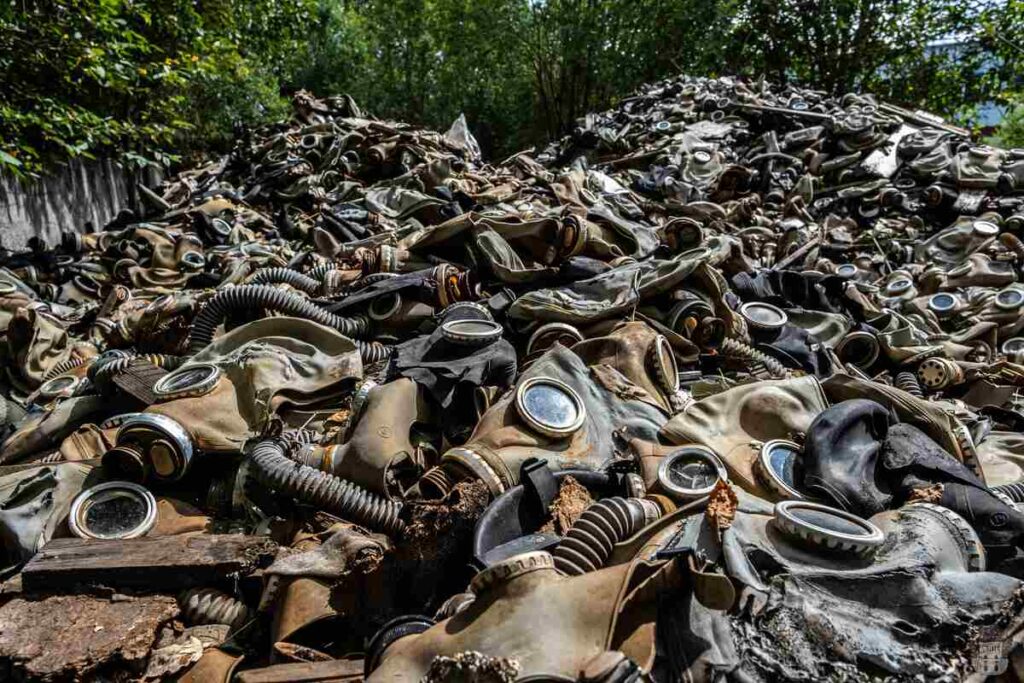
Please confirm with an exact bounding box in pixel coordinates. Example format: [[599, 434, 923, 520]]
[[802, 399, 1024, 563], [507, 252, 706, 329], [366, 548, 682, 681], [735, 301, 833, 376], [659, 376, 829, 500], [293, 378, 435, 498], [388, 302, 516, 443], [866, 309, 945, 365], [656, 490, 1022, 681], [421, 343, 666, 499], [5, 306, 75, 391], [915, 214, 1001, 269], [0, 461, 93, 568], [919, 253, 1016, 290], [571, 320, 681, 415], [103, 317, 362, 482]]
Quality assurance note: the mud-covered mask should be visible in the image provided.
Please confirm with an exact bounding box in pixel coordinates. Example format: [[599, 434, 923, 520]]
[[656, 491, 1021, 681]]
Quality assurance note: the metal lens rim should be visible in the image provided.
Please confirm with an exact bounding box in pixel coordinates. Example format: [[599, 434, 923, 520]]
[[153, 363, 222, 398], [885, 277, 913, 296], [652, 335, 680, 394], [995, 288, 1024, 311], [369, 292, 403, 321], [657, 445, 728, 500], [1002, 337, 1024, 355], [526, 322, 584, 356], [116, 413, 194, 480], [835, 330, 880, 368], [739, 301, 788, 330], [441, 318, 503, 344], [39, 375, 80, 399], [68, 481, 157, 540], [973, 220, 999, 236], [514, 376, 586, 438], [774, 499, 885, 546], [928, 293, 958, 313]]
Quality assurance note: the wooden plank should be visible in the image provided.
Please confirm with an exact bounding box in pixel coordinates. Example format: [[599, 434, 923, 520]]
[[236, 659, 364, 683], [22, 533, 276, 591]]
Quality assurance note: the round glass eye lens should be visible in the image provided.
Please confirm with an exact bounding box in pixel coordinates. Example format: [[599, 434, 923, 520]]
[[973, 220, 999, 236], [522, 384, 579, 430], [767, 444, 801, 484], [929, 293, 956, 311], [668, 459, 719, 489], [740, 302, 787, 328], [1003, 338, 1024, 355], [448, 320, 498, 336], [886, 278, 912, 295], [997, 289, 1023, 309], [211, 217, 232, 236], [165, 367, 212, 392], [41, 376, 76, 395], [84, 493, 147, 538]]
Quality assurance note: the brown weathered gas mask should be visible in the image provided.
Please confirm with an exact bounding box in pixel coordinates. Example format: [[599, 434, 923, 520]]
[[420, 343, 667, 500]]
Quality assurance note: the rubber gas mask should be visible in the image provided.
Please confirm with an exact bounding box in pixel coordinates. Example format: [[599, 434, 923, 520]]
[[660, 376, 829, 500], [420, 343, 666, 499], [293, 377, 436, 498], [655, 490, 1021, 681], [104, 317, 362, 482]]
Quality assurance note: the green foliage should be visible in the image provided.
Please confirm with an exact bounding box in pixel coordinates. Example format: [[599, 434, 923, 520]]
[[2, 0, 1021, 174], [0, 0, 311, 177], [992, 102, 1024, 149]]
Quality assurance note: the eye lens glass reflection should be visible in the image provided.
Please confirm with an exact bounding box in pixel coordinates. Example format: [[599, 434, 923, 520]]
[[744, 305, 785, 326], [448, 320, 498, 336], [522, 384, 578, 430], [166, 368, 210, 391], [998, 290, 1023, 308], [84, 493, 147, 538], [768, 445, 801, 485], [668, 460, 718, 490]]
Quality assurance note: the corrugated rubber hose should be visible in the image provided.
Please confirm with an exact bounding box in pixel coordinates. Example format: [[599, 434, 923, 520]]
[[248, 438, 404, 535], [991, 481, 1024, 503], [895, 371, 924, 397], [89, 352, 186, 390], [178, 587, 252, 631], [245, 267, 321, 295], [720, 337, 789, 378], [551, 497, 660, 576], [188, 284, 392, 363], [42, 355, 88, 381]]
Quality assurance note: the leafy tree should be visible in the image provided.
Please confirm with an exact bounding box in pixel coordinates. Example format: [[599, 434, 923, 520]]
[[1, 0, 1020, 175], [0, 0, 313, 177]]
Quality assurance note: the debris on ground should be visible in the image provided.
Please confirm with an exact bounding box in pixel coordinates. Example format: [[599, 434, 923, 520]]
[[0, 75, 1024, 680]]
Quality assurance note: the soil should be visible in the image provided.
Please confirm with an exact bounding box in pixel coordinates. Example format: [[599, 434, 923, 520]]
[[540, 476, 593, 534]]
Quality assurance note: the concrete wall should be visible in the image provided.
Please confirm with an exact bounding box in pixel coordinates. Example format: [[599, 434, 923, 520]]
[[0, 159, 162, 250]]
